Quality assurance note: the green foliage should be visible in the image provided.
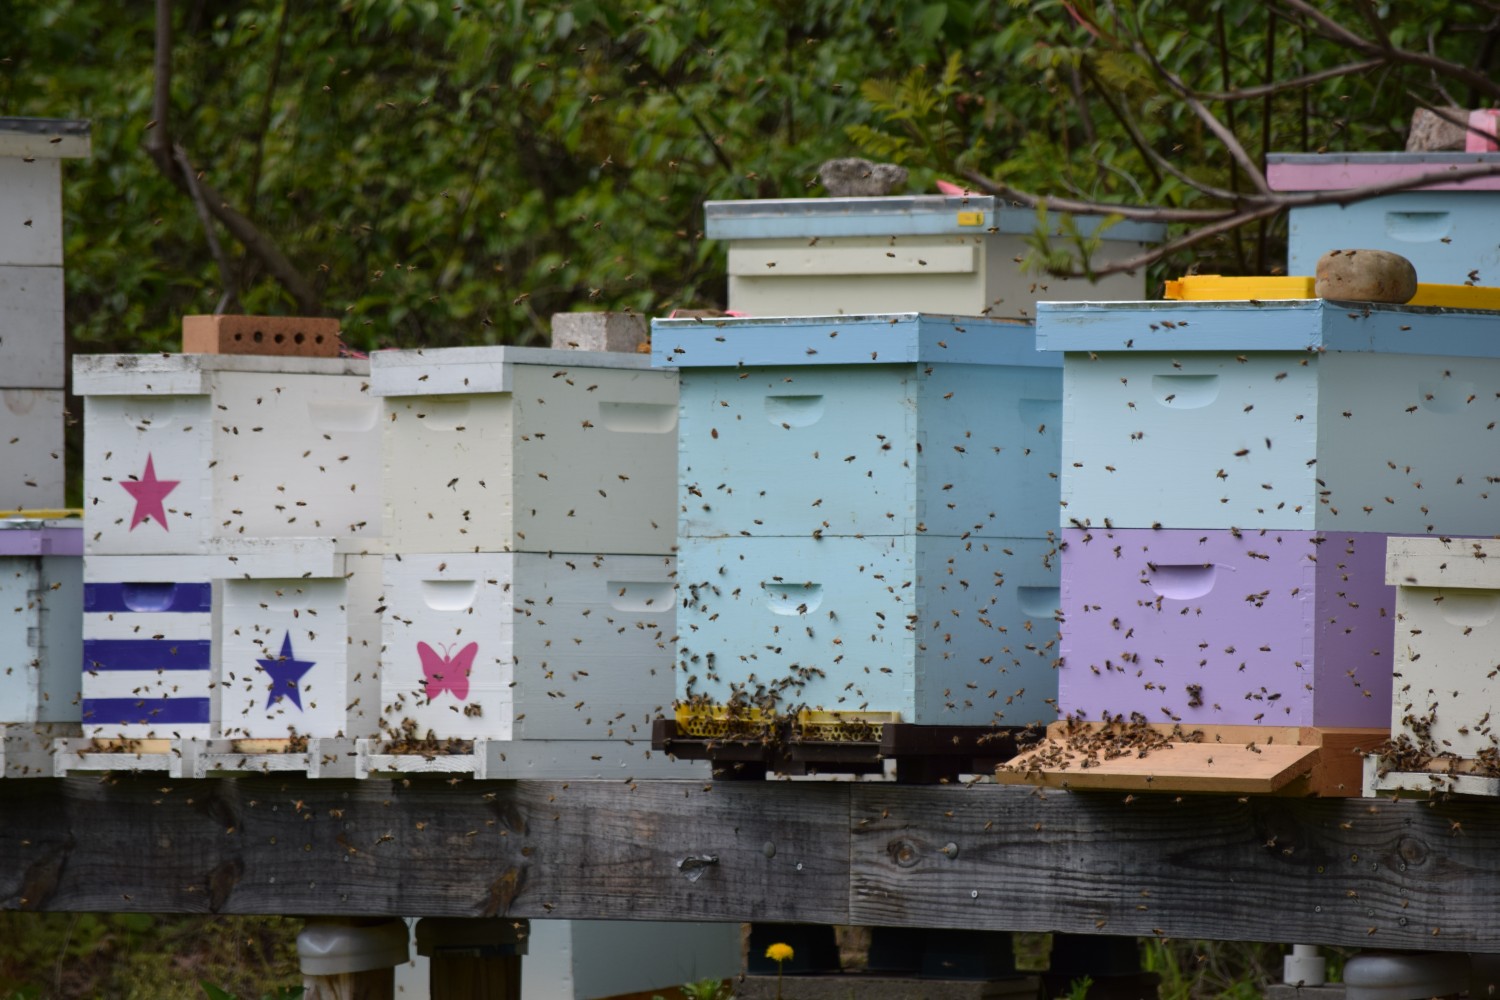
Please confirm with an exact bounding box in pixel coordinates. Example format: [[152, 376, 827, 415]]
[[653, 979, 734, 1000], [199, 984, 303, 1000], [1058, 975, 1093, 1000], [1141, 937, 1285, 999]]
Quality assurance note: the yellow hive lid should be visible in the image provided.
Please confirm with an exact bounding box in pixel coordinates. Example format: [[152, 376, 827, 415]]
[[1165, 274, 1500, 310]]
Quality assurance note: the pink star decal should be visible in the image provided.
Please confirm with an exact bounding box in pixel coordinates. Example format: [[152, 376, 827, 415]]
[[120, 454, 180, 531]]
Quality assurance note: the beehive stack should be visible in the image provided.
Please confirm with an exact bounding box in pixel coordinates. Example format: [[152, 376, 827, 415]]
[[1268, 151, 1500, 286], [68, 346, 383, 774], [653, 313, 1065, 730], [0, 119, 89, 777], [999, 298, 1500, 794], [365, 344, 702, 778]]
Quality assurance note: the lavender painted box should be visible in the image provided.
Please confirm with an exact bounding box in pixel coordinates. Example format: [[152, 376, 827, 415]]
[[653, 314, 1061, 540], [707, 196, 1162, 319], [1058, 527, 1394, 728], [0, 519, 81, 725], [1268, 153, 1500, 285], [1042, 299, 1500, 534], [677, 533, 1061, 728]]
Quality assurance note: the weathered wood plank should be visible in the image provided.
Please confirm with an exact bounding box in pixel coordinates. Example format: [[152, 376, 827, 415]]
[[0, 777, 849, 925], [849, 784, 1500, 952]]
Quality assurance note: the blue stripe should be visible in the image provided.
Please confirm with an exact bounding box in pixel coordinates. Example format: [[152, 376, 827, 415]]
[[84, 582, 213, 613], [81, 697, 211, 725], [82, 639, 212, 672]]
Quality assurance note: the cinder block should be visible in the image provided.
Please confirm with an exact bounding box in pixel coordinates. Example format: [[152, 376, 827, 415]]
[[217, 552, 381, 740], [1042, 299, 1500, 534], [75, 354, 381, 555], [1058, 527, 1394, 728], [379, 551, 676, 742], [372, 346, 677, 555], [0, 520, 82, 725], [676, 534, 1061, 728], [1268, 152, 1500, 285], [707, 195, 1163, 318], [0, 265, 65, 387], [550, 311, 648, 353], [182, 314, 341, 358], [0, 388, 64, 511], [656, 314, 1061, 540]]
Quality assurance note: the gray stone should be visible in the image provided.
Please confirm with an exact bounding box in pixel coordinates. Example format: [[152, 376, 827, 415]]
[[549, 311, 647, 353], [1406, 108, 1469, 152], [818, 157, 909, 197]]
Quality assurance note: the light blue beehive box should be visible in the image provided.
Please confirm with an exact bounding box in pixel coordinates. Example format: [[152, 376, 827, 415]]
[[651, 314, 1062, 540], [675, 533, 1060, 727], [1040, 299, 1500, 534], [1268, 152, 1500, 285]]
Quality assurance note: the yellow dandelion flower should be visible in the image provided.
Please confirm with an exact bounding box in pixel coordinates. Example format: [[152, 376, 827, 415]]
[[765, 942, 795, 963]]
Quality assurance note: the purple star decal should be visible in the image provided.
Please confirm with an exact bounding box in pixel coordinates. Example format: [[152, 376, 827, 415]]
[[257, 631, 315, 711]]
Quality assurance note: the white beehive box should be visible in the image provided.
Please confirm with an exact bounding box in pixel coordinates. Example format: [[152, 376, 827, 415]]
[[370, 346, 677, 555], [707, 195, 1163, 318], [1372, 536, 1500, 794], [0, 519, 82, 726], [218, 550, 381, 740], [1, 388, 64, 512], [0, 266, 65, 388], [521, 920, 739, 1000], [380, 550, 675, 742], [75, 354, 381, 555], [0, 118, 91, 269]]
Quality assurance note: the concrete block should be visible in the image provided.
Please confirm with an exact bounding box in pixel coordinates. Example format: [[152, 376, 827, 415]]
[[549, 311, 647, 353]]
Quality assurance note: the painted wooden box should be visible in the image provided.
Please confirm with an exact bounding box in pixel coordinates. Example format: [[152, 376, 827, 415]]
[[1384, 536, 1500, 763], [0, 118, 90, 268], [218, 550, 382, 740], [1, 388, 64, 512], [676, 533, 1061, 728], [0, 519, 81, 725], [81, 555, 217, 739], [370, 347, 677, 556], [380, 551, 675, 742], [1268, 152, 1500, 286], [0, 266, 65, 388], [1040, 300, 1500, 534], [1058, 527, 1394, 728], [652, 314, 1062, 540], [75, 354, 381, 555], [707, 196, 1163, 318]]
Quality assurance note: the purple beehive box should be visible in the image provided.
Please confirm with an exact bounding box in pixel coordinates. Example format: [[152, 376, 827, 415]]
[[1058, 526, 1394, 728]]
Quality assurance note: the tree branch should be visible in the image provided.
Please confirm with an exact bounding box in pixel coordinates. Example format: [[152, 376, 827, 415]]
[[173, 144, 240, 314], [1193, 57, 1386, 102]]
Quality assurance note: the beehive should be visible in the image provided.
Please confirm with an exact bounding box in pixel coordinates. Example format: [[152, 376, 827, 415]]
[[217, 551, 381, 740], [1058, 527, 1394, 729], [1371, 536, 1500, 794], [676, 533, 1061, 728], [653, 313, 1062, 540], [75, 353, 381, 555], [0, 519, 82, 725], [0, 388, 64, 513], [706, 196, 1163, 318], [1268, 152, 1500, 285], [1040, 299, 1500, 535], [369, 347, 677, 555], [379, 551, 675, 742]]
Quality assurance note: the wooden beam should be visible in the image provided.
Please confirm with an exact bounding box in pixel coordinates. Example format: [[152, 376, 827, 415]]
[[4, 778, 1500, 953]]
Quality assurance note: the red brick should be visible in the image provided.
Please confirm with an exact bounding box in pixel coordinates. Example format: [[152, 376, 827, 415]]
[[181, 315, 341, 358]]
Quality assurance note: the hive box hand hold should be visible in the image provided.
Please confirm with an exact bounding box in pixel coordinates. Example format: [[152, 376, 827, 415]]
[[371, 346, 677, 555], [75, 353, 381, 555], [653, 313, 1062, 540], [706, 196, 1163, 318], [1041, 299, 1500, 535]]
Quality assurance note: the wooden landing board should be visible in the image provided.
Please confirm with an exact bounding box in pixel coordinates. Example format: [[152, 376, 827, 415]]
[[995, 725, 1382, 796], [8, 779, 1500, 952]]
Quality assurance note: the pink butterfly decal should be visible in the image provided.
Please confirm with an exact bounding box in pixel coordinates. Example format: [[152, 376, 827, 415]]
[[417, 641, 479, 701]]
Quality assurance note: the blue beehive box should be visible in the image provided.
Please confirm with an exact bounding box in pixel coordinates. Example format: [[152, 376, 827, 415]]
[[1040, 299, 1500, 534], [676, 533, 1060, 727], [1268, 152, 1500, 285], [652, 314, 1062, 540]]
